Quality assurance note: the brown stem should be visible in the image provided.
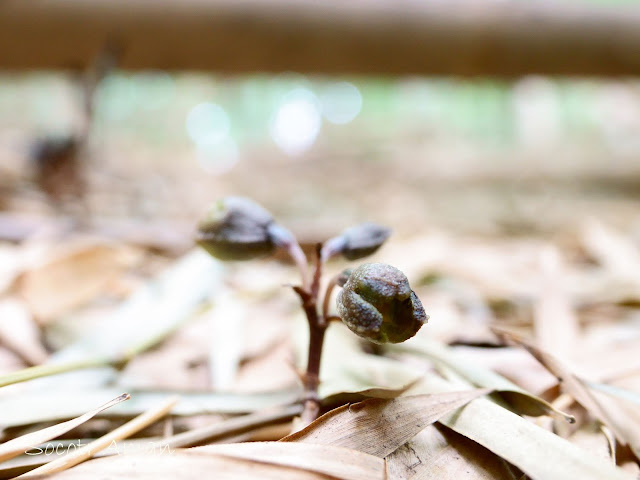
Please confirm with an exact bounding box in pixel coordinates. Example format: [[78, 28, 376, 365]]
[[322, 275, 340, 322], [292, 246, 328, 428], [310, 243, 322, 299], [287, 241, 311, 291], [300, 310, 327, 426]]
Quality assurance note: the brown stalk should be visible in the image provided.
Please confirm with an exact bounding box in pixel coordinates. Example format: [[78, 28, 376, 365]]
[[292, 244, 330, 428]]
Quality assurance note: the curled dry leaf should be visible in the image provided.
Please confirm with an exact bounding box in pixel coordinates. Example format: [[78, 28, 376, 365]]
[[415, 375, 634, 480], [584, 382, 640, 461], [281, 390, 491, 458], [496, 329, 640, 461], [393, 337, 575, 422]]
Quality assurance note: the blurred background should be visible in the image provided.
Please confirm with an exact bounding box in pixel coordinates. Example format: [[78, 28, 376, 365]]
[[3, 5, 640, 470], [1, 0, 640, 247]]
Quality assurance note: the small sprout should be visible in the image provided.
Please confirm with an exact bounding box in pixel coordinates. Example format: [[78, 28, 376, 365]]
[[322, 223, 391, 261], [195, 196, 276, 261], [337, 263, 428, 344]]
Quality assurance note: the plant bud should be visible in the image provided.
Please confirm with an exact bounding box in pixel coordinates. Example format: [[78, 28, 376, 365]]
[[195, 197, 276, 260], [337, 263, 428, 344], [322, 223, 391, 261]]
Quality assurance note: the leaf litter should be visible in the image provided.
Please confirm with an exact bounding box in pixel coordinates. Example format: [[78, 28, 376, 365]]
[[0, 220, 639, 479]]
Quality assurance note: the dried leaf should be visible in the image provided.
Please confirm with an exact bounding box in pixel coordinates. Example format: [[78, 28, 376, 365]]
[[585, 383, 640, 460], [580, 220, 640, 277], [498, 330, 640, 459], [10, 250, 223, 391], [0, 388, 300, 428], [0, 393, 129, 463], [40, 450, 333, 480], [17, 240, 141, 322], [0, 299, 48, 365], [533, 246, 579, 361], [305, 322, 424, 402], [567, 424, 613, 464], [21, 396, 178, 477], [394, 337, 574, 421], [195, 442, 385, 480], [232, 340, 298, 393], [386, 424, 517, 480], [0, 244, 22, 294], [281, 390, 491, 458], [162, 404, 302, 449], [415, 375, 633, 480], [207, 291, 246, 390], [440, 396, 632, 480]]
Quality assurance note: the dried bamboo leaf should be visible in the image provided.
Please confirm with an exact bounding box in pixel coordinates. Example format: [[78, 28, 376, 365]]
[[386, 424, 518, 480], [312, 322, 424, 402], [394, 337, 574, 422], [497, 329, 640, 459], [0, 388, 300, 428], [580, 220, 640, 277], [20, 396, 178, 477], [586, 385, 640, 461], [0, 299, 48, 366], [16, 241, 140, 322], [0, 438, 164, 478], [40, 450, 333, 480], [195, 442, 385, 480], [162, 404, 303, 449], [415, 375, 633, 480], [0, 394, 129, 463], [281, 390, 491, 458], [23, 250, 223, 390], [440, 396, 632, 480], [533, 246, 579, 361]]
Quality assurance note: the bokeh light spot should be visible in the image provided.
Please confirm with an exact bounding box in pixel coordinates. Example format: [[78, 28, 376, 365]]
[[186, 102, 230, 146], [270, 88, 322, 156], [320, 82, 362, 125]]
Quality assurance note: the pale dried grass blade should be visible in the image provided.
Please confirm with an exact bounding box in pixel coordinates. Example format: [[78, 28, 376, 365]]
[[196, 442, 385, 480], [19, 396, 178, 477], [0, 387, 300, 427], [281, 389, 490, 458], [162, 404, 302, 448], [0, 393, 129, 463]]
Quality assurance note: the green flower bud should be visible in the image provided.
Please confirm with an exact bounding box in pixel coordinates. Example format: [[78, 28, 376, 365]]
[[337, 263, 428, 344], [195, 197, 276, 261], [322, 223, 391, 261]]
